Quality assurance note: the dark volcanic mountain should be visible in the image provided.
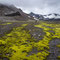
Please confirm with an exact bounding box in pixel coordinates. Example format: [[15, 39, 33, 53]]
[[0, 4, 30, 21]]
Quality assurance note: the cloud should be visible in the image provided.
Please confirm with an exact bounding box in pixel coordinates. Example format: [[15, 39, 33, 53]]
[[0, 0, 60, 14]]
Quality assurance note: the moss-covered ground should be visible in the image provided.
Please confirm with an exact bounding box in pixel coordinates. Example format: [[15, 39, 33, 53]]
[[0, 21, 60, 60]]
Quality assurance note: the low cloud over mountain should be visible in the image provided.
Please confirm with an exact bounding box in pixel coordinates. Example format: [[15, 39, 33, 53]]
[[0, 0, 60, 14]]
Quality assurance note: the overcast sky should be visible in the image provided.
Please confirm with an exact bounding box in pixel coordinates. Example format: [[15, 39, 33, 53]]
[[0, 0, 60, 14]]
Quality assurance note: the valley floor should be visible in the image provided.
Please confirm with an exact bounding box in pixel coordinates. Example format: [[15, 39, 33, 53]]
[[0, 20, 60, 60]]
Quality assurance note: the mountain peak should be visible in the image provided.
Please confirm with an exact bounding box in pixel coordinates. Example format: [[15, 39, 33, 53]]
[[29, 12, 60, 20]]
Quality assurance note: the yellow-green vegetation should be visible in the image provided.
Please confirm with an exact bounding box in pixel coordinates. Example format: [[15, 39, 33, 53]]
[[57, 56, 60, 59], [0, 21, 60, 60], [56, 45, 60, 47], [35, 21, 60, 60], [0, 23, 50, 60], [0, 22, 12, 25], [35, 21, 60, 38], [53, 28, 60, 38], [22, 24, 28, 27], [56, 44, 60, 59]]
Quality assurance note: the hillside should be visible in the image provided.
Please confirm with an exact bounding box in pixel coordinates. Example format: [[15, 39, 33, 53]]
[[0, 4, 31, 21]]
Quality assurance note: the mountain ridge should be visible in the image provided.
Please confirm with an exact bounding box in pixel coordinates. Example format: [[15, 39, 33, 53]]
[[29, 12, 60, 20]]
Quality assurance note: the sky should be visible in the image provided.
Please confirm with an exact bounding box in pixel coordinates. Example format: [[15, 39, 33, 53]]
[[0, 0, 60, 14]]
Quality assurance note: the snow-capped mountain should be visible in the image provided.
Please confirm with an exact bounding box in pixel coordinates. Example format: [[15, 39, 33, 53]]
[[43, 13, 60, 20], [29, 12, 44, 20], [29, 12, 60, 20]]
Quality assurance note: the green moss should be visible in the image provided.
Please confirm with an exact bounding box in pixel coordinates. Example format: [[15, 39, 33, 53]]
[[53, 28, 60, 38], [0, 23, 12, 25], [57, 56, 60, 59], [0, 22, 50, 60], [35, 21, 60, 60], [56, 45, 60, 47], [22, 24, 28, 27], [0, 21, 60, 60]]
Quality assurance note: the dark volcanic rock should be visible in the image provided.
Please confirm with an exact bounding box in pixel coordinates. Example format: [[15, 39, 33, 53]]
[[4, 11, 21, 16], [0, 4, 29, 21], [0, 4, 22, 16]]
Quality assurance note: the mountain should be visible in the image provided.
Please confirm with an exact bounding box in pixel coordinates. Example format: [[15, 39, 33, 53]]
[[0, 4, 30, 21], [43, 13, 60, 20], [29, 12, 60, 21], [0, 4, 60, 21], [29, 12, 44, 20]]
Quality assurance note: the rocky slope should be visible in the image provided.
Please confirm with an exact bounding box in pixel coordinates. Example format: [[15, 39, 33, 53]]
[[0, 4, 31, 21]]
